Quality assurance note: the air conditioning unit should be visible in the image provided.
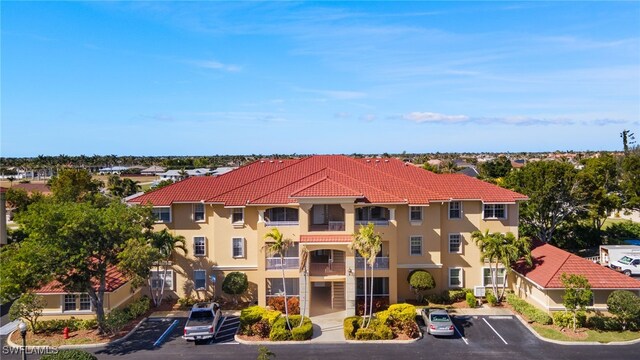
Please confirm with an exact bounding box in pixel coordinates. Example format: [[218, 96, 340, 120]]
[[474, 286, 486, 297]]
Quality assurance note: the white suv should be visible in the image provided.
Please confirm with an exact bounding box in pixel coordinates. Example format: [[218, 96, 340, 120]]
[[610, 255, 640, 276]]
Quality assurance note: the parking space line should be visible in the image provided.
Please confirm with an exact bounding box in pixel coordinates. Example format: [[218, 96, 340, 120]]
[[214, 316, 227, 338], [453, 325, 469, 345], [482, 318, 508, 345], [153, 319, 179, 347]]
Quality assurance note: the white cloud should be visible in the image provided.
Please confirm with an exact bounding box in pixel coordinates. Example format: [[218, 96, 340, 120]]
[[295, 87, 367, 100], [403, 112, 469, 123], [186, 59, 242, 72]]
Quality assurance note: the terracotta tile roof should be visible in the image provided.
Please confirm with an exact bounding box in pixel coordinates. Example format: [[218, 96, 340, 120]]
[[12, 183, 51, 194], [35, 266, 128, 294], [512, 242, 640, 289], [300, 235, 354, 243], [128, 155, 527, 207]]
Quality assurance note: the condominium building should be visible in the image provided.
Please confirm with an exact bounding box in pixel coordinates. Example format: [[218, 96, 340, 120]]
[[128, 155, 527, 316]]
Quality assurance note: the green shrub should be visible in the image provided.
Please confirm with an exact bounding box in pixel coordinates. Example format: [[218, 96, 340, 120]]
[[353, 319, 392, 340], [586, 315, 623, 331], [77, 319, 98, 330], [385, 303, 416, 323], [553, 311, 586, 329], [354, 327, 376, 340], [127, 296, 151, 319], [407, 269, 435, 301], [240, 305, 266, 333], [466, 292, 477, 308], [177, 296, 199, 309], [506, 294, 552, 325], [222, 272, 249, 303], [291, 318, 313, 340], [607, 290, 640, 330], [262, 309, 281, 325], [269, 327, 291, 341], [41, 349, 97, 360], [103, 309, 132, 336], [38, 318, 85, 333], [344, 316, 361, 339], [486, 292, 498, 307]]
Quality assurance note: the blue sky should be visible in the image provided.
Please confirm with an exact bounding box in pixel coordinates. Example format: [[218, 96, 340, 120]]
[[2, 1, 639, 156]]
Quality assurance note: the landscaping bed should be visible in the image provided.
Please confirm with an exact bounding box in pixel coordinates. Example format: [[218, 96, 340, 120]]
[[10, 296, 151, 347], [237, 305, 313, 342], [531, 323, 640, 343], [344, 303, 420, 341]]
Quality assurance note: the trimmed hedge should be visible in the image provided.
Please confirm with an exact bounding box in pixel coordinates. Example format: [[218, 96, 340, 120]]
[[506, 294, 552, 325], [41, 349, 97, 360], [353, 318, 393, 340], [344, 316, 360, 339], [270, 315, 313, 341], [552, 311, 586, 329], [586, 315, 624, 331], [240, 306, 266, 334]]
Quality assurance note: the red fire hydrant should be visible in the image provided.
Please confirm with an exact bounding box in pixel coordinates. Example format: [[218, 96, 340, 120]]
[[63, 327, 70, 339]]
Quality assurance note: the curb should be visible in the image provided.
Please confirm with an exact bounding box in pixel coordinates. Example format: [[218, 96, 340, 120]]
[[6, 317, 149, 350], [513, 314, 640, 346], [235, 330, 423, 345]]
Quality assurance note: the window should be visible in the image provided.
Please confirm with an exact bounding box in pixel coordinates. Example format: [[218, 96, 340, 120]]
[[194, 270, 206, 290], [265, 207, 298, 224], [448, 202, 461, 219], [483, 204, 507, 219], [356, 206, 390, 223], [482, 268, 506, 286], [150, 270, 174, 290], [356, 277, 389, 296], [194, 236, 206, 256], [409, 236, 422, 256], [152, 207, 171, 223], [232, 208, 244, 224], [79, 294, 91, 311], [410, 206, 422, 222], [232, 237, 245, 258], [64, 294, 76, 311], [449, 268, 463, 288], [266, 278, 300, 297], [449, 234, 462, 253], [193, 203, 205, 222]]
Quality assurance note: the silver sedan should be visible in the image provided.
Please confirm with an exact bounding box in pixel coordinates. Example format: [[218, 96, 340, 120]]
[[422, 309, 455, 336]]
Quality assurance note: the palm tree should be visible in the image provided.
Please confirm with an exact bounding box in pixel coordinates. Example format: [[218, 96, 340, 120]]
[[471, 230, 502, 299], [495, 233, 532, 301], [298, 246, 309, 328], [263, 228, 293, 329], [149, 229, 188, 307], [351, 223, 381, 327]]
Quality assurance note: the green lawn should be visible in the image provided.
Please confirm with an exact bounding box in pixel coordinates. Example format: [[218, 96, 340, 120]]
[[603, 218, 636, 229], [531, 324, 640, 343]]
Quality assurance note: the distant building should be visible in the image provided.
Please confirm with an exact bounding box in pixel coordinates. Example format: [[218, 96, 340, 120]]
[[98, 166, 130, 175], [457, 166, 480, 178], [141, 166, 166, 176]]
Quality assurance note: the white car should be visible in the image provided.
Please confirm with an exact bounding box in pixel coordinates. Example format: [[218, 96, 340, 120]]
[[610, 255, 640, 276]]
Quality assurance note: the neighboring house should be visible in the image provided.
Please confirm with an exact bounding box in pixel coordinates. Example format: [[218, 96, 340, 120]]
[[211, 167, 238, 176], [128, 155, 527, 316], [510, 159, 526, 169], [457, 166, 480, 178], [0, 187, 7, 246], [98, 166, 130, 175], [34, 266, 140, 320], [511, 242, 640, 313], [141, 165, 166, 176], [157, 168, 212, 181]]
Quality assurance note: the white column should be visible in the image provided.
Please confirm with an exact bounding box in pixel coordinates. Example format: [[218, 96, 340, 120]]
[[345, 256, 356, 316], [258, 209, 265, 223]]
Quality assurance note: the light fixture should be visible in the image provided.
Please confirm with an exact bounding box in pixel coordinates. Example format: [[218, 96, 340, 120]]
[[18, 321, 27, 360]]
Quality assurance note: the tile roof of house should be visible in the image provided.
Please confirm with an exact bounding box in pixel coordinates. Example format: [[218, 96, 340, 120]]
[[512, 242, 640, 289], [128, 155, 527, 207], [11, 183, 51, 194], [300, 235, 354, 243], [35, 266, 128, 294]]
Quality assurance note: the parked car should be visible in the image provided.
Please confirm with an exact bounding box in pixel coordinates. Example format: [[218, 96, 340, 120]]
[[182, 302, 222, 341], [421, 309, 455, 336], [610, 255, 640, 276]]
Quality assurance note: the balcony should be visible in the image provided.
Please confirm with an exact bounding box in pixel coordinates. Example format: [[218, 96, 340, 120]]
[[309, 262, 346, 276], [355, 220, 389, 227], [309, 221, 345, 232], [265, 221, 299, 227], [355, 257, 389, 270], [266, 257, 300, 270]]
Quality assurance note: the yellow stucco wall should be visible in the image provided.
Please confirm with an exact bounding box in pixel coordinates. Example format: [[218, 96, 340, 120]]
[[38, 283, 140, 320], [149, 200, 520, 306]]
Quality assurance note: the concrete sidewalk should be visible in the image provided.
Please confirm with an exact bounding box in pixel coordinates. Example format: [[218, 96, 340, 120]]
[[447, 305, 514, 316], [309, 310, 347, 343]]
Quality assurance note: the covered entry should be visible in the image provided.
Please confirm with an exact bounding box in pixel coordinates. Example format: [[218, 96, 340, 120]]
[[310, 281, 346, 316]]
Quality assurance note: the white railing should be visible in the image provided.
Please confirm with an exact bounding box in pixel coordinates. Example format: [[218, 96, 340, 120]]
[[309, 262, 345, 276], [328, 221, 346, 231], [355, 220, 389, 226], [355, 257, 389, 270], [266, 257, 299, 270], [585, 256, 601, 263], [265, 221, 299, 226]]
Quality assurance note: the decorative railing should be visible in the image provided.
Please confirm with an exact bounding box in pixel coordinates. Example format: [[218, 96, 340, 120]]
[[266, 257, 299, 270], [309, 262, 346, 276], [355, 257, 389, 270], [265, 221, 299, 226], [355, 220, 389, 226]]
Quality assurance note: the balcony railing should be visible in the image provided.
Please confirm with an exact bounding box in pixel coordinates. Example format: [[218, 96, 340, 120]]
[[309, 221, 346, 232], [355, 257, 390, 270], [309, 262, 346, 276], [265, 221, 299, 227], [355, 220, 389, 226], [266, 257, 300, 270]]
